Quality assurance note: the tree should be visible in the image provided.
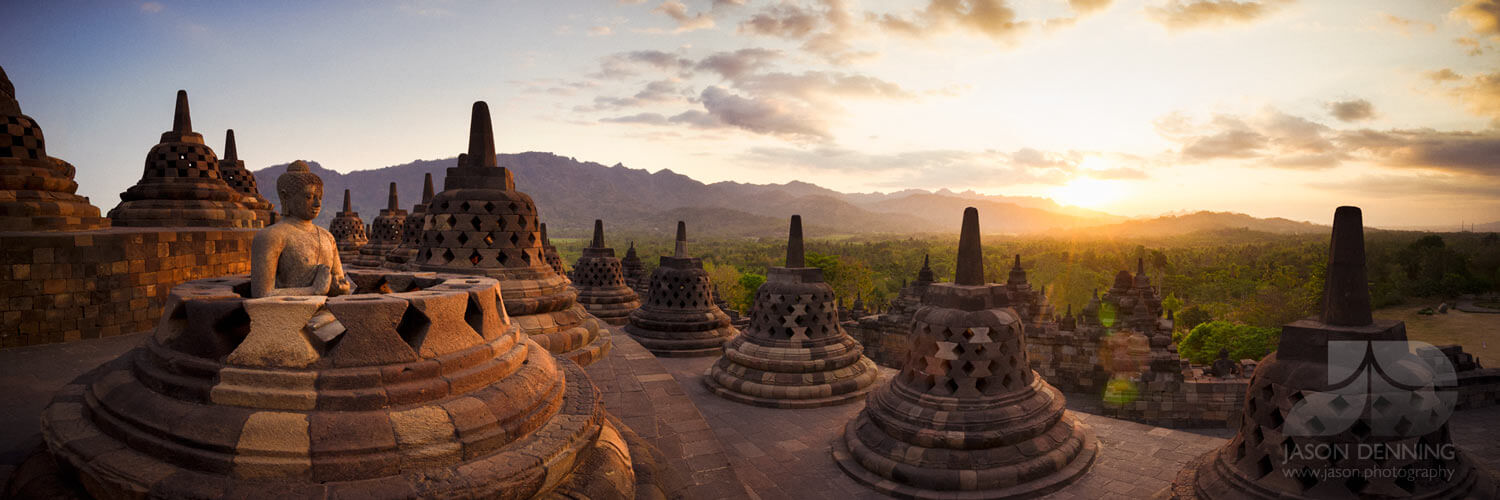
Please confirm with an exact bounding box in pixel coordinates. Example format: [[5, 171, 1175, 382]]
[[1175, 305, 1212, 333], [1161, 293, 1183, 317], [703, 261, 745, 313], [1178, 321, 1280, 365], [737, 273, 765, 311]]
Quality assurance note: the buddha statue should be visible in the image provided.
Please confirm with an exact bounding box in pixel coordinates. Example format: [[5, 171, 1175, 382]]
[[250, 160, 351, 298]]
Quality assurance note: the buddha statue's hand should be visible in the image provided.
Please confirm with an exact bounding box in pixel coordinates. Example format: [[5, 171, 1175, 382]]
[[310, 264, 333, 295], [330, 274, 352, 297]]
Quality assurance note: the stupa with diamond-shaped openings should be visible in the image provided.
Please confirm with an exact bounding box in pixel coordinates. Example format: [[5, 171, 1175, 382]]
[[383, 173, 434, 270], [0, 65, 108, 231], [416, 101, 609, 366], [214, 129, 276, 227], [833, 207, 1099, 499], [328, 188, 367, 263], [703, 215, 878, 408], [350, 182, 407, 267], [624, 221, 739, 356], [570, 220, 641, 325]]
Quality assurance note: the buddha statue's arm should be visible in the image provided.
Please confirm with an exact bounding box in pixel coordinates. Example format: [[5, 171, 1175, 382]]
[[325, 231, 352, 296], [251, 229, 332, 297]]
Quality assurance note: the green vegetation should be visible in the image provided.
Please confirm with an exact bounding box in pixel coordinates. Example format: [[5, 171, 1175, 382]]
[[1176, 321, 1281, 364]]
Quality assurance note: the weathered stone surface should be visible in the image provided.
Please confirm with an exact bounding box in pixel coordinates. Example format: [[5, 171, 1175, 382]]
[[571, 219, 641, 325], [228, 295, 325, 368], [0, 65, 108, 232], [383, 173, 434, 270], [625, 221, 738, 357], [324, 294, 419, 367], [350, 182, 407, 268], [329, 189, 368, 263], [704, 215, 879, 408], [395, 289, 484, 358], [216, 129, 277, 227], [835, 206, 1097, 499]]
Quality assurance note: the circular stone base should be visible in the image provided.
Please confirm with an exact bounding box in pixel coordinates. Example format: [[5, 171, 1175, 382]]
[[701, 363, 878, 409], [561, 331, 613, 368], [832, 412, 1100, 500]]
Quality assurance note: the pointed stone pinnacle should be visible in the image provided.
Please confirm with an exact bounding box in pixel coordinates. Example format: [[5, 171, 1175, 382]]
[[786, 215, 805, 268], [421, 173, 434, 203], [172, 90, 191, 133], [223, 129, 238, 161], [922, 254, 930, 268], [1066, 304, 1073, 316], [386, 182, 399, 211], [591, 219, 605, 248], [1167, 308, 1174, 320], [1014, 254, 1022, 269], [541, 223, 552, 245], [342, 189, 352, 213], [954, 207, 984, 286], [1321, 206, 1373, 326], [674, 220, 687, 257], [1137, 257, 1145, 275], [467, 101, 497, 168]]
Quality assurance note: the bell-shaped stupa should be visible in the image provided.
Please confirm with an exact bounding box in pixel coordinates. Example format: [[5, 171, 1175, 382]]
[[624, 221, 740, 356], [416, 102, 609, 366], [704, 215, 879, 408], [622, 241, 649, 296], [570, 219, 642, 325], [383, 173, 434, 270], [1168, 206, 1496, 499], [540, 222, 568, 277], [108, 90, 262, 228], [0, 65, 109, 231], [215, 129, 277, 226], [350, 182, 407, 267], [328, 188, 368, 263], [834, 207, 1099, 498]]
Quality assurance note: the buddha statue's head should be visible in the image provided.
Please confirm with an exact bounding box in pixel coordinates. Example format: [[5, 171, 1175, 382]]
[[278, 160, 324, 220]]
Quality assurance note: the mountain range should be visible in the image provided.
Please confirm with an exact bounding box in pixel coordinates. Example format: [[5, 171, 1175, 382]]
[[248, 152, 1475, 239]]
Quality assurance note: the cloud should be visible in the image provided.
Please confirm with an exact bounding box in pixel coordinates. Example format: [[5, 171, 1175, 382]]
[[694, 48, 781, 80], [698, 86, 830, 140], [1427, 68, 1463, 83], [1378, 13, 1435, 37], [654, 1, 715, 32], [1455, 37, 1487, 56], [1452, 0, 1500, 40], [1327, 99, 1375, 122], [576, 80, 686, 111], [1437, 71, 1500, 124], [1156, 109, 1341, 167], [735, 71, 912, 102], [875, 0, 1030, 42], [1311, 173, 1500, 200], [140, 1, 164, 13], [737, 0, 873, 64], [741, 3, 821, 38], [1146, 0, 1292, 30], [737, 147, 1138, 189], [590, 50, 695, 79], [589, 26, 613, 36], [1069, 0, 1114, 15], [1337, 128, 1500, 176]]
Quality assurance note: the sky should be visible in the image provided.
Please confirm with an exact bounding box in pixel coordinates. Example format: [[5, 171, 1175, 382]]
[[3, 0, 1499, 227]]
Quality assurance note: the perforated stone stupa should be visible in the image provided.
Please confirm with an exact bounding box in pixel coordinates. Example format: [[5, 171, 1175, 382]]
[[383, 173, 434, 270], [350, 182, 407, 268], [0, 65, 108, 232], [622, 241, 648, 296], [834, 207, 1099, 499], [107, 90, 262, 228], [704, 215, 879, 408], [416, 101, 609, 366], [215, 129, 277, 227], [570, 219, 641, 325], [1169, 206, 1496, 499], [328, 189, 367, 263], [624, 221, 740, 357]]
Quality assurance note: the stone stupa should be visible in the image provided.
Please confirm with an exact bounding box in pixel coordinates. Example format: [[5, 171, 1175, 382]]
[[624, 221, 740, 356], [0, 65, 108, 231], [107, 90, 262, 228], [350, 182, 407, 267], [383, 173, 434, 270], [328, 189, 367, 263], [214, 129, 277, 227], [834, 207, 1099, 499], [540, 222, 567, 277], [1168, 206, 1496, 499], [622, 241, 649, 296], [704, 215, 879, 408], [570, 219, 642, 325], [416, 101, 609, 366]]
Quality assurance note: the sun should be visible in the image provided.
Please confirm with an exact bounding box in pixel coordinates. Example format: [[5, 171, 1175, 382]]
[[1049, 177, 1127, 209]]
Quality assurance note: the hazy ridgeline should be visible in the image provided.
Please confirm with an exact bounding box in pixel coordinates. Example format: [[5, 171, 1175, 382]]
[[556, 229, 1500, 331]]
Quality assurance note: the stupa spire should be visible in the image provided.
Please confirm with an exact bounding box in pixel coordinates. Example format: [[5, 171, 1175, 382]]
[[954, 207, 984, 286], [467, 101, 497, 168], [674, 221, 688, 257], [342, 189, 352, 213], [421, 172, 434, 203], [591, 219, 605, 248], [223, 129, 238, 161], [540, 223, 552, 246], [172, 90, 191, 133], [386, 182, 399, 211], [786, 215, 804, 267], [1137, 256, 1145, 275], [1013, 254, 1022, 269], [1320, 206, 1373, 326]]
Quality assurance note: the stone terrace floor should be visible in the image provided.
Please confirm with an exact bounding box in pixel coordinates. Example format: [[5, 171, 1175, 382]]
[[2, 328, 1498, 499]]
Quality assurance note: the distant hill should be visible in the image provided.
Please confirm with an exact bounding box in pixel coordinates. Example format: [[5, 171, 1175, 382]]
[[251, 152, 1331, 239]]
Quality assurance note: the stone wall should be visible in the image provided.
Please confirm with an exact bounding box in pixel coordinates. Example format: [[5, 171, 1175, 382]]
[[1101, 375, 1249, 428], [0, 228, 254, 348], [845, 317, 908, 368]]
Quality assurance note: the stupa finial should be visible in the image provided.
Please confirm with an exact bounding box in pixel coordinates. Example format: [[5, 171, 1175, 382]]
[[540, 223, 552, 245], [786, 215, 804, 267], [954, 207, 984, 286], [421, 173, 435, 203], [467, 101, 497, 168], [674, 220, 687, 257], [342, 188, 352, 213], [591, 219, 605, 248], [172, 90, 192, 133], [1321, 206, 1373, 326], [223, 129, 238, 161], [386, 182, 399, 211], [1137, 256, 1145, 275], [1013, 254, 1022, 269]]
